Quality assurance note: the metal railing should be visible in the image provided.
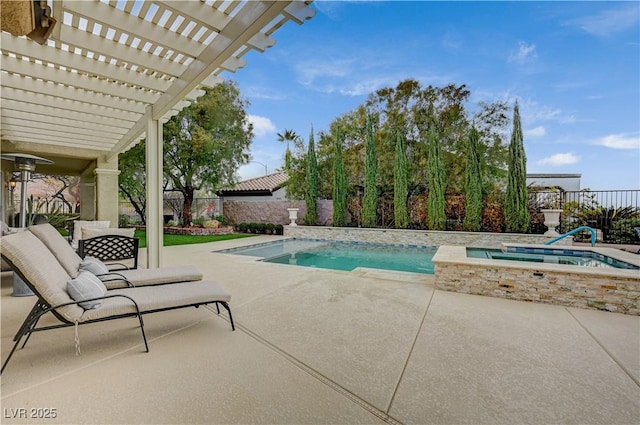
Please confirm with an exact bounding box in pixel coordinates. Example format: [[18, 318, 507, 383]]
[[529, 189, 640, 244], [119, 196, 222, 225]]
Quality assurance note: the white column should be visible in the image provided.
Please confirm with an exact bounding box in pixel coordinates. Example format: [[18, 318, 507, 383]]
[[79, 174, 96, 220], [94, 167, 120, 225], [145, 107, 163, 268]]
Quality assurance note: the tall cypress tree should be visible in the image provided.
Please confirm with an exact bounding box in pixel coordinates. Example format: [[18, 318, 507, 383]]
[[362, 115, 378, 227], [504, 102, 530, 233], [305, 127, 319, 225], [463, 126, 483, 231], [394, 130, 409, 229], [427, 126, 447, 230], [332, 128, 347, 227]]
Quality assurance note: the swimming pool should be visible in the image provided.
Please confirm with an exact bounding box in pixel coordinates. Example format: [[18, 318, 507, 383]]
[[219, 239, 437, 274], [467, 247, 639, 270]]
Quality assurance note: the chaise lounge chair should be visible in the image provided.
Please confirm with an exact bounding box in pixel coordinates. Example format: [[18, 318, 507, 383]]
[[0, 230, 234, 374], [29, 223, 203, 289]]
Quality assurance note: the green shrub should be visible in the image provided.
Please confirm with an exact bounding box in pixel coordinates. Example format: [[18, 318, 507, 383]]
[[119, 214, 130, 228], [274, 224, 284, 235], [265, 223, 275, 234], [215, 215, 228, 226], [192, 217, 206, 227], [609, 217, 640, 243], [248, 222, 258, 233], [237, 222, 249, 233], [255, 223, 266, 234]]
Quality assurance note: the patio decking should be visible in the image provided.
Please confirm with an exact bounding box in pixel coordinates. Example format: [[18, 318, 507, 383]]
[[2, 236, 639, 424]]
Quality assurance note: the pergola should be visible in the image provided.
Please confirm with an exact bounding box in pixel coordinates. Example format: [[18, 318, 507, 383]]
[[0, 0, 315, 267]]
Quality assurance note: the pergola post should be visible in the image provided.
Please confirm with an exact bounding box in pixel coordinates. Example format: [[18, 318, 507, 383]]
[[79, 173, 96, 220], [94, 156, 120, 225], [145, 107, 163, 269]]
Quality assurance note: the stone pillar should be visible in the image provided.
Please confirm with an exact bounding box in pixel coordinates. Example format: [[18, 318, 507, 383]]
[[94, 157, 120, 226]]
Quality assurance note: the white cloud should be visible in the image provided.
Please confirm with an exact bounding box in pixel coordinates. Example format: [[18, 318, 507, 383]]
[[538, 153, 580, 166], [244, 86, 285, 101], [519, 98, 576, 125], [248, 115, 276, 137], [508, 41, 538, 64], [441, 30, 463, 50], [595, 133, 640, 150], [525, 126, 546, 137], [565, 5, 640, 37], [295, 59, 353, 86]]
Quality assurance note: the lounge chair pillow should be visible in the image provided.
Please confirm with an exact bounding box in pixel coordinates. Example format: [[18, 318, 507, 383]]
[[79, 256, 110, 275], [67, 271, 107, 309], [81, 227, 135, 240], [71, 220, 110, 249]]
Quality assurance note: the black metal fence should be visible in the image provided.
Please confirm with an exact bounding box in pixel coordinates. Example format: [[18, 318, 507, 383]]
[[529, 189, 640, 244], [119, 196, 221, 226]]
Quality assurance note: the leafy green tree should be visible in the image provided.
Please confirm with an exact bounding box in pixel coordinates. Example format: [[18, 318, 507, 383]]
[[332, 128, 347, 227], [304, 127, 319, 225], [427, 126, 446, 230], [504, 102, 529, 233], [362, 115, 378, 227], [163, 81, 252, 224], [280, 135, 307, 200], [394, 130, 409, 228], [282, 79, 510, 228], [464, 126, 483, 231], [118, 141, 147, 224]]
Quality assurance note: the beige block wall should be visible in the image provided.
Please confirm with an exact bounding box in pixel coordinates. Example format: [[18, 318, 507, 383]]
[[223, 200, 333, 226]]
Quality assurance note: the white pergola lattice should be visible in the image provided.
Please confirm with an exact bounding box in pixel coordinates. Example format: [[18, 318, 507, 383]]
[[0, 0, 315, 267], [1, 0, 314, 162]]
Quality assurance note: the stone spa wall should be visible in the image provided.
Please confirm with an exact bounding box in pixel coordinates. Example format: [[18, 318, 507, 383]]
[[433, 246, 640, 315]]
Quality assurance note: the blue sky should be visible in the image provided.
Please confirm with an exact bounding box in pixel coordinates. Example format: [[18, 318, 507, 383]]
[[229, 1, 639, 190]]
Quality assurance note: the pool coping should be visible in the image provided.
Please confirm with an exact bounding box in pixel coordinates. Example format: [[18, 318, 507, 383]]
[[434, 244, 640, 278]]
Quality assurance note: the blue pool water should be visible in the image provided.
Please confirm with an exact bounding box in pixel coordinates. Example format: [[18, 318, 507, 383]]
[[467, 247, 638, 270], [219, 239, 437, 274]]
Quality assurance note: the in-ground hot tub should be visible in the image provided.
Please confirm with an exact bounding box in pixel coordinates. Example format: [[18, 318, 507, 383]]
[[432, 244, 640, 315]]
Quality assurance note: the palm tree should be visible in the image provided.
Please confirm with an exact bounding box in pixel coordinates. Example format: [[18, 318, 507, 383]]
[[277, 129, 299, 172]]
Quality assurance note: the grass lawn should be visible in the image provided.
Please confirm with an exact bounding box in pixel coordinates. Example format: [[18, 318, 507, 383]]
[[134, 230, 256, 248]]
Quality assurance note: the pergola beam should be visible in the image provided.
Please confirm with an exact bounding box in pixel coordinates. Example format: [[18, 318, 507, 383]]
[[0, 34, 171, 93], [63, 1, 206, 58], [2, 56, 160, 104]]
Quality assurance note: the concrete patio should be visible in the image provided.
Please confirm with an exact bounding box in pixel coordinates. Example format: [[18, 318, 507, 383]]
[[1, 235, 639, 424]]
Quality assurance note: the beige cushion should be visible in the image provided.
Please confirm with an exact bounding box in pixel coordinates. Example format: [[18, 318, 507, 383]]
[[81, 227, 135, 240], [102, 265, 204, 289], [81, 280, 231, 321], [72, 220, 110, 249], [29, 223, 83, 277], [1, 231, 84, 321]]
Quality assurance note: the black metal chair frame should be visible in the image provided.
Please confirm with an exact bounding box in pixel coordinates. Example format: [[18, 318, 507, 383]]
[[0, 254, 235, 375], [78, 235, 140, 270]]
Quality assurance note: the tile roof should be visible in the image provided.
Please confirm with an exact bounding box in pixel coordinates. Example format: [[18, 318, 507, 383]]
[[218, 172, 289, 195]]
